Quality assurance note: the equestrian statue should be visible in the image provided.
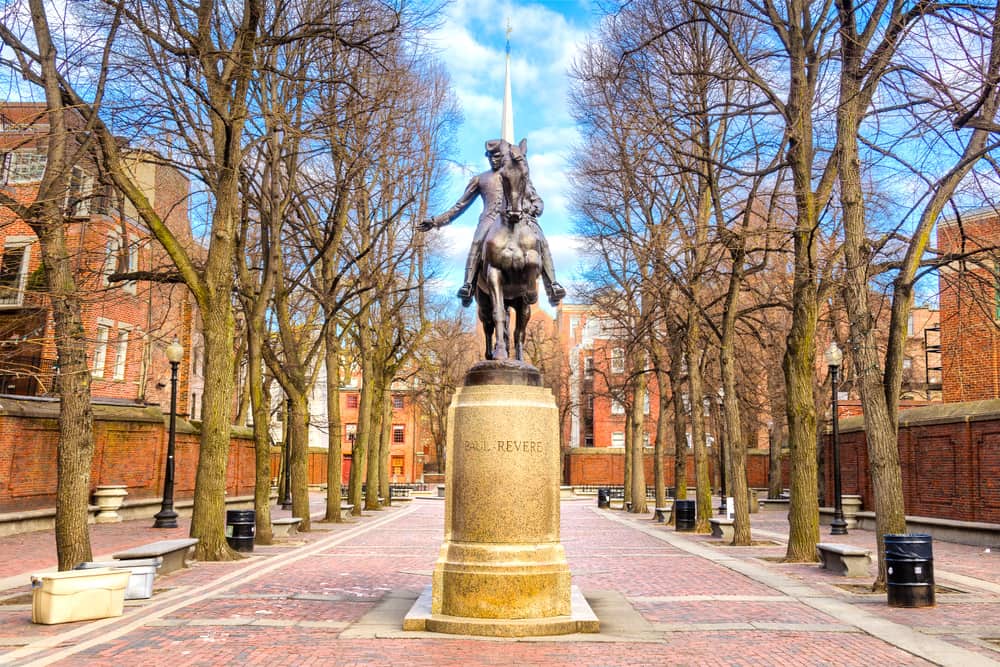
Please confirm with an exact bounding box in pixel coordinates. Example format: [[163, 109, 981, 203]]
[[419, 138, 563, 362]]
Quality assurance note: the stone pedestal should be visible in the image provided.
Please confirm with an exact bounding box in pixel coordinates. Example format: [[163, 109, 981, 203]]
[[405, 362, 597, 636]]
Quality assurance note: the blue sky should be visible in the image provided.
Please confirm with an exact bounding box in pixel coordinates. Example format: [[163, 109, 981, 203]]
[[424, 1, 599, 303]]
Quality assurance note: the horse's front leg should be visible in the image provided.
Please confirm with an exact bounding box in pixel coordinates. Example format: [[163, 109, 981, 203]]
[[514, 299, 531, 361], [478, 296, 494, 360], [486, 267, 508, 360]]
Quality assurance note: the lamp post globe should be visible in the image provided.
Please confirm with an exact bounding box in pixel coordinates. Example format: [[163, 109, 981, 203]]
[[825, 342, 848, 535], [154, 339, 183, 529]]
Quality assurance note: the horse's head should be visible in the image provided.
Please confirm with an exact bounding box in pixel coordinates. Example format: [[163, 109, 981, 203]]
[[499, 138, 530, 224]]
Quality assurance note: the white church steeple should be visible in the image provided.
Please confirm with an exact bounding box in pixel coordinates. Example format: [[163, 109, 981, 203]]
[[501, 18, 515, 143]]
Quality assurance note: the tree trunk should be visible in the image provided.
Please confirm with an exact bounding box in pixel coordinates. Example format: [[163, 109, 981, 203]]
[[838, 72, 905, 586], [246, 329, 273, 545], [782, 293, 820, 561], [42, 219, 95, 570], [26, 11, 95, 570], [289, 392, 311, 531], [191, 298, 240, 561], [379, 390, 391, 506], [654, 367, 669, 508], [686, 314, 711, 533], [623, 421, 632, 509], [365, 382, 384, 511], [669, 335, 688, 513], [323, 325, 344, 522], [629, 371, 648, 514]]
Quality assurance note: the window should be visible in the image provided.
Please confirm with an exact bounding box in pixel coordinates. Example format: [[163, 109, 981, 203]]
[[124, 236, 139, 295], [102, 234, 121, 287], [611, 399, 625, 415], [611, 432, 625, 448], [907, 313, 915, 336], [113, 327, 130, 380], [0, 238, 33, 308], [643, 393, 650, 415], [903, 356, 912, 370], [392, 425, 405, 444], [584, 435, 594, 447], [4, 151, 46, 183], [611, 348, 625, 374], [391, 456, 404, 477], [92, 321, 112, 378], [345, 423, 357, 443], [346, 393, 358, 409], [583, 356, 593, 376], [65, 166, 94, 217], [392, 394, 404, 410]]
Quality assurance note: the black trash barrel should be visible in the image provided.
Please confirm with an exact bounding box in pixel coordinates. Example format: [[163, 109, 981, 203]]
[[598, 488, 610, 509], [675, 500, 696, 532], [885, 533, 934, 608], [226, 509, 256, 552]]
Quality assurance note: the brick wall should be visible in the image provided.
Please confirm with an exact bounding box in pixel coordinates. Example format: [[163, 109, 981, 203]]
[[823, 399, 1000, 523], [0, 397, 257, 513], [565, 448, 774, 489]]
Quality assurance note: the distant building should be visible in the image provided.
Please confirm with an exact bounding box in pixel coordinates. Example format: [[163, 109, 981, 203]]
[[937, 208, 1000, 402]]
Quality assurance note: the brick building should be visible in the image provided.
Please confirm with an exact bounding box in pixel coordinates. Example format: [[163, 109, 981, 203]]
[[938, 207, 1000, 402], [0, 103, 198, 413], [270, 361, 428, 486]]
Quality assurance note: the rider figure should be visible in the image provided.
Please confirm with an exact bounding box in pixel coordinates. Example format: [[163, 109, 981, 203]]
[[418, 139, 566, 307]]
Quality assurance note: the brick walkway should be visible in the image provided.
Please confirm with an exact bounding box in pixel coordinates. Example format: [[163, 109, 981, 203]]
[[0, 498, 998, 666]]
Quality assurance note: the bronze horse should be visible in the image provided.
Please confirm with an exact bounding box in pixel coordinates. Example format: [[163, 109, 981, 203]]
[[475, 139, 541, 361]]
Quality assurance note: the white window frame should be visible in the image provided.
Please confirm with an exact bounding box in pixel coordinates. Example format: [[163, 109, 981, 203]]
[[5, 150, 46, 183], [611, 398, 625, 415], [102, 233, 121, 287], [610, 432, 625, 448], [124, 235, 139, 295], [611, 347, 625, 374], [0, 237, 34, 308], [903, 356, 912, 370], [392, 424, 405, 444], [113, 325, 131, 380], [643, 393, 650, 415], [92, 319, 114, 378], [65, 166, 94, 217]]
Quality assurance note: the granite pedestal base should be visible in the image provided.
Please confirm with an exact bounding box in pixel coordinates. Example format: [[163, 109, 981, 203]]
[[408, 361, 598, 636]]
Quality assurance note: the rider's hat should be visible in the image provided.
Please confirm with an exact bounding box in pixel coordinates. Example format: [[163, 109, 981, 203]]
[[484, 139, 505, 156]]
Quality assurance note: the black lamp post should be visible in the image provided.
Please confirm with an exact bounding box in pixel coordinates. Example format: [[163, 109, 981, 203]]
[[153, 339, 184, 528], [826, 341, 847, 535], [281, 397, 292, 510]]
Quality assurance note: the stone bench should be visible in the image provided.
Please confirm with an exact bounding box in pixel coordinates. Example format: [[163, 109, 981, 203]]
[[113, 538, 199, 575], [652, 505, 672, 523], [271, 517, 301, 537], [816, 542, 871, 577], [709, 517, 735, 543], [341, 504, 355, 519]]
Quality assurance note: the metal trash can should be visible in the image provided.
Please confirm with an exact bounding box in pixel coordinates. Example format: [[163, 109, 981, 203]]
[[598, 488, 610, 509], [885, 533, 934, 608], [675, 500, 696, 532], [225, 509, 256, 552]]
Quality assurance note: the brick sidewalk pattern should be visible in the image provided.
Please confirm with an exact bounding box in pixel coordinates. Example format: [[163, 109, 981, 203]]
[[0, 497, 997, 666]]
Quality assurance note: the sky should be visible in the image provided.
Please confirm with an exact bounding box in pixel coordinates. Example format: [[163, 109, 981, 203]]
[[423, 0, 601, 306]]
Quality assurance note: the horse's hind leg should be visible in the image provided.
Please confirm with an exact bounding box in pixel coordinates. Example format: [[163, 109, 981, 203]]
[[487, 267, 508, 360]]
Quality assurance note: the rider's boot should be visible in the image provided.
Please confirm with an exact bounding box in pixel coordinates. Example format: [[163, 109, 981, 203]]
[[456, 243, 480, 307], [539, 240, 566, 306]]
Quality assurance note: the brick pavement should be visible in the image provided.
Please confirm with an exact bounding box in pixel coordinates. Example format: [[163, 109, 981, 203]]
[[0, 497, 997, 666]]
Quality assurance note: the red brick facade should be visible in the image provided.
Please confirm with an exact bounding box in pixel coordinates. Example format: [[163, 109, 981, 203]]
[[938, 209, 1000, 402], [0, 103, 197, 413]]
